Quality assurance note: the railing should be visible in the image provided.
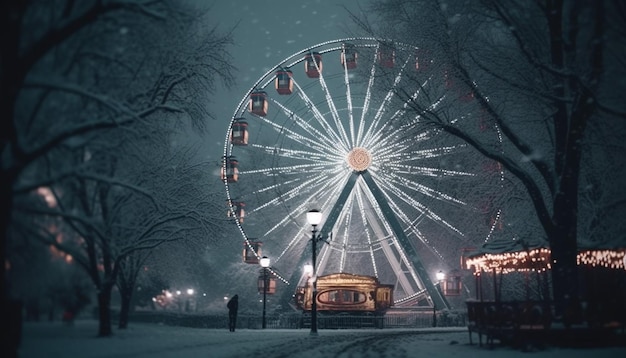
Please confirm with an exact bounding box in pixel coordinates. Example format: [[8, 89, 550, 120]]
[[128, 310, 467, 330], [465, 300, 626, 348]]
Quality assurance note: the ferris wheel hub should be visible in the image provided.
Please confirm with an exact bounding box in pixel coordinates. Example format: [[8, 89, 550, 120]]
[[346, 147, 372, 172]]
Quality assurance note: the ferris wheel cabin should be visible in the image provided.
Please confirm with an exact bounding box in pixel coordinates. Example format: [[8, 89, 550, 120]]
[[444, 68, 474, 102], [230, 118, 248, 145], [377, 45, 395, 68], [227, 200, 245, 223], [413, 48, 430, 71], [221, 156, 239, 183], [243, 241, 262, 264], [275, 69, 294, 95], [248, 91, 268, 116], [341, 43, 358, 69], [304, 52, 323, 78]]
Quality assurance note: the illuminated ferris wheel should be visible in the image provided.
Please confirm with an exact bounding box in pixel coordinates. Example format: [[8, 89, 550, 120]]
[[222, 38, 505, 308]]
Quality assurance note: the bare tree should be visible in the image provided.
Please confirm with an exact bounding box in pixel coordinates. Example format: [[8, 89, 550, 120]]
[[7, 197, 94, 324], [15, 141, 224, 333], [357, 0, 626, 319], [2, 0, 235, 345], [113, 146, 226, 329]]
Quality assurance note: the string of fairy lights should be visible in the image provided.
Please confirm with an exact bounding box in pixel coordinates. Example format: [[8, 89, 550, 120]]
[[465, 248, 626, 274]]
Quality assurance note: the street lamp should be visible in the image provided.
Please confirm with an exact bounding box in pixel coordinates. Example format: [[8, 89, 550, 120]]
[[433, 270, 445, 327], [260, 256, 270, 329], [176, 290, 182, 312], [185, 288, 195, 312], [306, 209, 324, 336], [303, 263, 313, 277]]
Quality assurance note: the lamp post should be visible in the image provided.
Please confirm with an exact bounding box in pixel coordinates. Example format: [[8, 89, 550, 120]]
[[186, 288, 194, 312], [260, 256, 270, 329], [433, 270, 445, 327], [306, 209, 323, 336], [436, 270, 445, 284], [176, 290, 182, 312]]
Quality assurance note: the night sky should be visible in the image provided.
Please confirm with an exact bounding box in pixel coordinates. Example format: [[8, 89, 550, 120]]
[[198, 0, 364, 163]]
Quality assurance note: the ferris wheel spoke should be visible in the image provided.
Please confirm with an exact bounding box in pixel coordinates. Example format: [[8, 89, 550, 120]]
[[298, 173, 352, 221], [317, 69, 352, 148], [373, 171, 465, 240], [367, 92, 436, 150], [399, 76, 434, 112], [247, 172, 331, 217], [273, 176, 352, 263], [275, 226, 309, 263], [247, 144, 343, 170], [268, 99, 343, 155], [361, 54, 412, 148], [355, 50, 378, 147], [355, 184, 380, 277], [335, 193, 356, 273], [379, 189, 448, 261], [359, 195, 424, 293], [342, 55, 357, 147], [389, 182, 464, 238], [391, 173, 468, 207], [239, 161, 334, 177], [290, 78, 349, 153], [387, 163, 475, 178]]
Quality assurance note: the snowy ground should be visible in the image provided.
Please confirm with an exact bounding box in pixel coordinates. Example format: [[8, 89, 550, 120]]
[[19, 320, 626, 358]]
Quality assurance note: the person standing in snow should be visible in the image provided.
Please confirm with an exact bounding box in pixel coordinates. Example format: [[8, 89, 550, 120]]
[[227, 295, 238, 332]]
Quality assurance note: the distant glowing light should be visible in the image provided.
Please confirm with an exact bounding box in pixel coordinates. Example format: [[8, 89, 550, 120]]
[[37, 187, 57, 207], [346, 147, 372, 172]]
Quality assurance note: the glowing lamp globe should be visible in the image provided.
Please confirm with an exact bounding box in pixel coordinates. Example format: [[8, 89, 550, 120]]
[[260, 256, 270, 268], [307, 209, 323, 226]]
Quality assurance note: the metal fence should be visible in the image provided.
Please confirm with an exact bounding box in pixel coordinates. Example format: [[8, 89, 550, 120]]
[[128, 310, 467, 330]]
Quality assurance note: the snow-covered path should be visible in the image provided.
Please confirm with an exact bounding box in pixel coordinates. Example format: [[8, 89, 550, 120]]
[[19, 320, 626, 358]]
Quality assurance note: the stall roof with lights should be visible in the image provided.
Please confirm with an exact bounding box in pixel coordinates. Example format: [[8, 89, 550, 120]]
[[465, 237, 626, 274]]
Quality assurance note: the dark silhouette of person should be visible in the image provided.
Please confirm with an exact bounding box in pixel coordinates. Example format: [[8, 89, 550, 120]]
[[227, 295, 238, 332]]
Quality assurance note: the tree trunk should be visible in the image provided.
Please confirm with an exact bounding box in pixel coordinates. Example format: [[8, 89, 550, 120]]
[[118, 291, 131, 329], [1, 170, 22, 357], [97, 287, 113, 337], [549, 216, 580, 323], [549, 87, 590, 323], [549, 128, 583, 323]]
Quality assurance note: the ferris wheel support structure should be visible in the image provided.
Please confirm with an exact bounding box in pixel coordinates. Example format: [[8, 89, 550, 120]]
[[283, 169, 448, 309]]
